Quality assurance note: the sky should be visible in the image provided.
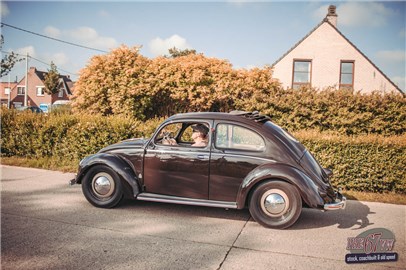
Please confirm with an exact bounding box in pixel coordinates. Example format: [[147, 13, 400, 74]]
[[1, 1, 405, 92]]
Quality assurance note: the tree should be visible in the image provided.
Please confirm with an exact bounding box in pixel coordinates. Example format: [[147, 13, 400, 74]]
[[72, 45, 151, 118], [43, 62, 60, 94], [1, 25, 22, 77], [167, 47, 197, 58]]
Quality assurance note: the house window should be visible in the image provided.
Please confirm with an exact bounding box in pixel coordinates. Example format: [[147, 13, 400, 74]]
[[4, 87, 10, 95], [17, 86, 25, 95], [292, 60, 311, 89], [36, 86, 45, 96], [58, 88, 64, 98], [340, 61, 354, 89]]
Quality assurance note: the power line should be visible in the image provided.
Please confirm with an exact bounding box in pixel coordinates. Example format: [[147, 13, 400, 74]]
[[1, 50, 27, 59], [1, 22, 108, 53], [30, 56, 78, 76], [1, 50, 78, 76]]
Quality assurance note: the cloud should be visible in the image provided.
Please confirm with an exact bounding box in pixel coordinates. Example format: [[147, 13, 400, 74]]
[[4, 46, 36, 79], [42, 52, 69, 67], [15, 46, 36, 57], [376, 50, 406, 63], [1, 2, 9, 17], [149, 34, 192, 56], [44, 26, 61, 38], [53, 52, 69, 66], [313, 3, 394, 27], [66, 27, 118, 50], [313, 4, 329, 21], [338, 2, 394, 27], [42, 26, 118, 51]]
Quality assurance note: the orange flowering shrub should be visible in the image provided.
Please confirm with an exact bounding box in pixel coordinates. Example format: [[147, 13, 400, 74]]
[[72, 47, 279, 119], [72, 45, 151, 118], [72, 46, 405, 135]]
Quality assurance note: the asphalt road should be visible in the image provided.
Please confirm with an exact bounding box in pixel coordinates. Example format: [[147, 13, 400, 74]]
[[1, 165, 405, 270]]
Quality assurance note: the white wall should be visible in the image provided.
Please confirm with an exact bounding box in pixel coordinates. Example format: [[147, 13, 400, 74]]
[[272, 22, 400, 94]]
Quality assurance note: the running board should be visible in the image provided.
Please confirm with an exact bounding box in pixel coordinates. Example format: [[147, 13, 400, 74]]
[[136, 193, 238, 209]]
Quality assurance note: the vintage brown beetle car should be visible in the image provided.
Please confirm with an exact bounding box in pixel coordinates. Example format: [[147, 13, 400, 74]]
[[70, 111, 346, 229]]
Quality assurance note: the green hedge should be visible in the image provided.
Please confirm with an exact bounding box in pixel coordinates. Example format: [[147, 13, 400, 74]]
[[294, 131, 406, 194], [246, 88, 406, 136], [1, 109, 405, 194], [0, 109, 161, 160]]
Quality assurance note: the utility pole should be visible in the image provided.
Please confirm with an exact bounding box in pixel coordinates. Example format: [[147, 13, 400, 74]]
[[7, 73, 10, 108], [24, 52, 28, 107]]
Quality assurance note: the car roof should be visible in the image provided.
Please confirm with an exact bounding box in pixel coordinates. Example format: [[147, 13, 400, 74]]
[[168, 111, 271, 125]]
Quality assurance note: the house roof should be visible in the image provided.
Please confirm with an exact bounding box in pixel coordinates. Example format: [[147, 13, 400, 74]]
[[12, 67, 74, 95], [34, 69, 73, 95], [272, 18, 403, 94]]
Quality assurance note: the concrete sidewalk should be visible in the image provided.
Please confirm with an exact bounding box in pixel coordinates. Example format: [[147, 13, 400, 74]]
[[1, 165, 405, 269]]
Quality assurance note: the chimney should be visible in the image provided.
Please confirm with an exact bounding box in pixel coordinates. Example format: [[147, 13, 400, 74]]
[[326, 5, 338, 27]]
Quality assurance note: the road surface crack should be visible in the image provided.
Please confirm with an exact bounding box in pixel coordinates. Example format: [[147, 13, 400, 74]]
[[217, 215, 250, 269]]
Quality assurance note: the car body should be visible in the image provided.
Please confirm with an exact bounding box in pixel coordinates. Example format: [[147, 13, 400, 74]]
[[70, 111, 346, 229], [15, 106, 43, 113]]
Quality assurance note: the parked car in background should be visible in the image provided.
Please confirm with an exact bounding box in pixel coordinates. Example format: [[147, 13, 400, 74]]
[[70, 111, 346, 229], [50, 100, 71, 113], [15, 106, 43, 113]]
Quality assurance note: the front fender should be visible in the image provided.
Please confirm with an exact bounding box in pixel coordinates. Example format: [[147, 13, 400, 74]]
[[236, 163, 324, 209], [75, 153, 140, 197]]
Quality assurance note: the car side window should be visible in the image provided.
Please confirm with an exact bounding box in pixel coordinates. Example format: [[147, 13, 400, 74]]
[[155, 122, 210, 148], [155, 123, 182, 146], [215, 124, 265, 151]]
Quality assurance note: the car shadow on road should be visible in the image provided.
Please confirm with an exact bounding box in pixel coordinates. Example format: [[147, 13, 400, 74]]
[[119, 198, 251, 222], [119, 199, 374, 230], [291, 200, 375, 230]]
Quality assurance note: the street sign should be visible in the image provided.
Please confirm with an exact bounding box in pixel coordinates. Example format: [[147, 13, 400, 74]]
[[39, 103, 49, 113]]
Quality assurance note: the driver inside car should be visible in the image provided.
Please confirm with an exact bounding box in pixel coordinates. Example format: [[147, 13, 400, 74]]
[[191, 124, 209, 147]]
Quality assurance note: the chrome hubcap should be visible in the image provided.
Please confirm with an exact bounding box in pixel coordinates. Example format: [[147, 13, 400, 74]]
[[92, 173, 115, 198], [265, 194, 285, 214], [260, 189, 289, 217]]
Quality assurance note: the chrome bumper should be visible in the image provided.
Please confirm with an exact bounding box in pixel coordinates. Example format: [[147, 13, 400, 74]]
[[69, 175, 78, 186], [324, 192, 347, 210]]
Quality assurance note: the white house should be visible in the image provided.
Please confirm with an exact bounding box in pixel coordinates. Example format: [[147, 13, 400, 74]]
[[272, 5, 403, 94]]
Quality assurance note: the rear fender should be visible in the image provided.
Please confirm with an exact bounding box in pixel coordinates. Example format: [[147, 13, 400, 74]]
[[236, 163, 324, 209], [76, 153, 140, 197]]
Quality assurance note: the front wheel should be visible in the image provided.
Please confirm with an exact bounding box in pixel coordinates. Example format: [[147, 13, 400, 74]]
[[82, 165, 124, 208], [249, 181, 302, 229]]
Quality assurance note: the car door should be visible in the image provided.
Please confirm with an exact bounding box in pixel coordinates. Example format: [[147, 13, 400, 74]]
[[143, 121, 212, 200], [210, 121, 269, 202]]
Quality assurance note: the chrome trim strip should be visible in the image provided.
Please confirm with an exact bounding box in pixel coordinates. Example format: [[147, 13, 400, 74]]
[[146, 149, 209, 155], [147, 148, 275, 163], [137, 193, 238, 209], [211, 152, 276, 163]]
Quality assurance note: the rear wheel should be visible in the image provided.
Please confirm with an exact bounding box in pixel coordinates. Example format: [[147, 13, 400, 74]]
[[249, 181, 302, 229], [82, 165, 124, 208]]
